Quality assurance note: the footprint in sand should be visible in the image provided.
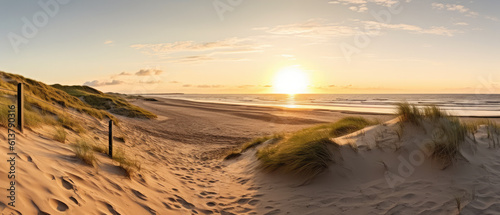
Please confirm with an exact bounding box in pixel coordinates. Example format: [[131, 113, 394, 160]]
[[99, 201, 120, 215], [174, 195, 195, 209], [248, 199, 260, 206], [162, 202, 174, 210], [69, 196, 79, 205], [61, 176, 76, 190], [49, 199, 68, 212], [236, 198, 250, 204], [131, 189, 148, 201], [44, 173, 56, 180], [264, 209, 281, 215]]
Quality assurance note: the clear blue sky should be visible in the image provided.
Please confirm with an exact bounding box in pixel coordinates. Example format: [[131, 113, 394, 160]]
[[1, 0, 499, 94]]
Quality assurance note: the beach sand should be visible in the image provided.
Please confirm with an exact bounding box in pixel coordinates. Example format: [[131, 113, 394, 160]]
[[1, 97, 499, 214]]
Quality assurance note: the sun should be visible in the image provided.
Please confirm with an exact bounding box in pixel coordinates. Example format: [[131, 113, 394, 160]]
[[273, 66, 309, 94]]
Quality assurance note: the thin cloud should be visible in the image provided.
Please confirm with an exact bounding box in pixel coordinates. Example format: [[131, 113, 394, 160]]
[[131, 37, 267, 62], [197, 85, 224, 88], [140, 80, 162, 84], [257, 19, 357, 38], [363, 21, 458, 36], [136, 69, 163, 76], [84, 79, 123, 86], [118, 72, 132, 76], [453, 22, 469, 26], [257, 19, 458, 38], [432, 3, 478, 17], [104, 40, 114, 45], [131, 38, 264, 55], [237, 85, 255, 89], [328, 0, 401, 12]]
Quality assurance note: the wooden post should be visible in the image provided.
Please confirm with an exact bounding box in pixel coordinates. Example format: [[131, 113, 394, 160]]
[[109, 120, 113, 158], [17, 83, 24, 133]]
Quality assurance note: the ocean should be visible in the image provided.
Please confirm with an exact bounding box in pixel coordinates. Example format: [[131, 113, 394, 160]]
[[150, 94, 500, 117]]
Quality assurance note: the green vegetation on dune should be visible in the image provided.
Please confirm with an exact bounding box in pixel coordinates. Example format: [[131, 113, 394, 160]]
[[0, 72, 116, 121], [52, 84, 157, 119], [223, 134, 283, 160], [0, 71, 118, 131], [397, 102, 468, 165], [70, 138, 141, 178], [254, 117, 375, 177]]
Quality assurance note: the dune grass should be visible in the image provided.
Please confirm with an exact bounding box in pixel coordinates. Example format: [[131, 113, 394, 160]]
[[430, 117, 466, 165], [0, 72, 118, 123], [57, 114, 85, 133], [71, 139, 98, 167], [70, 138, 139, 178], [53, 127, 67, 143], [397, 102, 467, 165], [255, 117, 375, 177], [486, 121, 500, 148], [242, 134, 283, 152], [52, 84, 157, 119], [90, 142, 108, 154], [224, 134, 283, 160], [112, 148, 141, 178], [0, 71, 120, 132], [397, 102, 423, 124]]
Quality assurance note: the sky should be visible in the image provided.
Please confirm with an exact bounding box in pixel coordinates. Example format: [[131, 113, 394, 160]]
[[1, 0, 499, 94]]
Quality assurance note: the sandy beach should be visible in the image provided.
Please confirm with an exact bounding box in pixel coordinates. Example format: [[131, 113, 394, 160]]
[[2, 97, 500, 214]]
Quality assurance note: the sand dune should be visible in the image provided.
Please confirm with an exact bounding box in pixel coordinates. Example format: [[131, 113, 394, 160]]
[[1, 98, 499, 214]]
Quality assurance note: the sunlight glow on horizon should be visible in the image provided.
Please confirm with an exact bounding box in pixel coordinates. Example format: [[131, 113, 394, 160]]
[[273, 66, 310, 95]]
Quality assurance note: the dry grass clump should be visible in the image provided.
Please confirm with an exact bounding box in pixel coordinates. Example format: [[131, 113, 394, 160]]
[[430, 117, 466, 165], [397, 102, 422, 124], [257, 137, 333, 177], [71, 139, 97, 167], [397, 103, 467, 165], [57, 114, 85, 134], [255, 117, 374, 177], [464, 121, 480, 143], [486, 121, 500, 148], [52, 84, 157, 119], [112, 148, 141, 178], [53, 127, 67, 143], [90, 142, 108, 154], [0, 71, 119, 124]]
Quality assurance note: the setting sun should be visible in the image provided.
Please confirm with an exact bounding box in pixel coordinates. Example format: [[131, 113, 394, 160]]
[[273, 66, 309, 94]]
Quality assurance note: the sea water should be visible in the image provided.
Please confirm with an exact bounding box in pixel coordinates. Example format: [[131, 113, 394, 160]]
[[151, 94, 500, 117]]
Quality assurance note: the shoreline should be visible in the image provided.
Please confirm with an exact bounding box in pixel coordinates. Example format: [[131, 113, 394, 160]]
[[142, 96, 500, 121]]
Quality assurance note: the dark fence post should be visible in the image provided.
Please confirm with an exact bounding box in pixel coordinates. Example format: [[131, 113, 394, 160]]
[[17, 83, 24, 133], [109, 120, 113, 158]]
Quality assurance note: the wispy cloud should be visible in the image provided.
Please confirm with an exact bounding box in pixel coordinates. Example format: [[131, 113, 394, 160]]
[[136, 69, 163, 76], [139, 79, 162, 84], [328, 0, 402, 12], [197, 85, 224, 88], [364, 21, 458, 36], [118, 72, 132, 76], [104, 40, 114, 45], [431, 3, 478, 17], [453, 22, 469, 26], [256, 19, 458, 38], [256, 19, 357, 38], [84, 79, 123, 86], [131, 37, 266, 62], [131, 38, 264, 54]]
